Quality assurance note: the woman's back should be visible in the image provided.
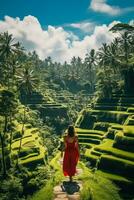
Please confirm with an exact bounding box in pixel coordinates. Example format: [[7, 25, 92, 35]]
[[65, 136, 77, 150], [62, 125, 80, 181]]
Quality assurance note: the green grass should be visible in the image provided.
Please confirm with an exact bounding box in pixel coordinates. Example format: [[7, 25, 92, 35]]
[[76, 128, 105, 150], [20, 152, 39, 160], [78, 133, 103, 140], [124, 117, 134, 125], [19, 146, 45, 166], [27, 152, 64, 200], [78, 137, 101, 144], [114, 131, 134, 145], [94, 139, 134, 161], [28, 179, 55, 200], [99, 154, 134, 179], [11, 123, 47, 168], [96, 170, 133, 184], [127, 107, 134, 113], [75, 111, 84, 127], [85, 149, 99, 165], [79, 142, 94, 149], [94, 105, 127, 111], [76, 128, 105, 135], [91, 150, 102, 156], [85, 109, 129, 124], [79, 162, 122, 200], [123, 125, 134, 137], [109, 124, 123, 130]]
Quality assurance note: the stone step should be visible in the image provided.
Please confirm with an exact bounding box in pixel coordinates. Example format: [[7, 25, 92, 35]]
[[53, 181, 82, 200], [53, 162, 83, 200]]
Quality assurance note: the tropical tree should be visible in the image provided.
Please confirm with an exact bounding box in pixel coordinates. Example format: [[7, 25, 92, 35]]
[[0, 32, 23, 87], [95, 68, 118, 99], [0, 89, 18, 176], [15, 63, 39, 161], [0, 32, 21, 60], [84, 49, 97, 93], [98, 43, 110, 68], [110, 22, 134, 93]]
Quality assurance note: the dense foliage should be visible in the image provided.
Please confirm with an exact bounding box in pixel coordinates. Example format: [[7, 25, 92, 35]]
[[0, 22, 134, 199]]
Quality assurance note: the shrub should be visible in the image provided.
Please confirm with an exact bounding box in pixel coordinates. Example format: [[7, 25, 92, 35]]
[[26, 178, 40, 194], [11, 152, 18, 160], [1, 177, 23, 200]]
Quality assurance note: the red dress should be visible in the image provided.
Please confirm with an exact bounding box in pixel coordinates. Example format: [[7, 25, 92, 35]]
[[63, 136, 79, 176]]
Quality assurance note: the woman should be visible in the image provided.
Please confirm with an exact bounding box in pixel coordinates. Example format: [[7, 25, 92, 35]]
[[61, 125, 80, 182]]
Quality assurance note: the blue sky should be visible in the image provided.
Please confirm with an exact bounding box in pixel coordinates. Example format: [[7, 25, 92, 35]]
[[0, 0, 134, 27], [0, 0, 134, 62]]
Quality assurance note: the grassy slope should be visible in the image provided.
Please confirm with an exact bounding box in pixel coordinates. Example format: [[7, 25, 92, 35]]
[[94, 139, 134, 161], [76, 96, 134, 190], [11, 123, 46, 167], [78, 162, 122, 200]]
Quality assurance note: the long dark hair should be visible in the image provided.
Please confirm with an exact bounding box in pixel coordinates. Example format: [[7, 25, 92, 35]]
[[67, 125, 75, 137]]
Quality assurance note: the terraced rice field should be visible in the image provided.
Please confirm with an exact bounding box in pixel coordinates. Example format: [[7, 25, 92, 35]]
[[11, 123, 47, 168], [75, 96, 134, 190]]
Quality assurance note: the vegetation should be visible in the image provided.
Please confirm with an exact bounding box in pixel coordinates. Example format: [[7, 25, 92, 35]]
[[0, 22, 134, 199]]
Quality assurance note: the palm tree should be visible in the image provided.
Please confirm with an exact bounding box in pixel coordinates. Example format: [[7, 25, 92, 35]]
[[109, 22, 134, 33], [16, 63, 39, 162], [71, 56, 77, 75], [0, 32, 23, 88], [76, 57, 82, 78], [107, 38, 121, 73], [98, 43, 110, 67], [0, 32, 21, 60], [120, 32, 131, 64], [84, 49, 97, 93], [0, 89, 17, 176], [110, 23, 134, 93]]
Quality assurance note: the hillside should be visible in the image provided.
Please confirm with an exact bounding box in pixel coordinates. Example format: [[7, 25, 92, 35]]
[[75, 95, 134, 199]]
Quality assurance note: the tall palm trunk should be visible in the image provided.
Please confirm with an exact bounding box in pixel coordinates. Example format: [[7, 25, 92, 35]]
[[0, 133, 6, 177], [0, 115, 8, 177], [9, 116, 13, 153], [4, 116, 8, 134], [17, 95, 27, 165]]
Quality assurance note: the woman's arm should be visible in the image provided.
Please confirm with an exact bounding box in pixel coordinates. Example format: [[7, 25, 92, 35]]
[[75, 136, 80, 157], [61, 136, 67, 158]]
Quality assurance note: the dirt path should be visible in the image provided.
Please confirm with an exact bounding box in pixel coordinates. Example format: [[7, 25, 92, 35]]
[[53, 160, 83, 200]]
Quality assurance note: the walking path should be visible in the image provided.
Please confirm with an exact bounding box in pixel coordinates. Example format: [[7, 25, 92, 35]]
[[53, 160, 83, 200]]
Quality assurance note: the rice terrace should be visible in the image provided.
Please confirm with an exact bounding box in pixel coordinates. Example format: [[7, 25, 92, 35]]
[[0, 0, 134, 200]]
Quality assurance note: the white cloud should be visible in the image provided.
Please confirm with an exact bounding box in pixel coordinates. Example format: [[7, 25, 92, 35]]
[[0, 15, 119, 63], [66, 21, 95, 33], [89, 0, 134, 16]]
